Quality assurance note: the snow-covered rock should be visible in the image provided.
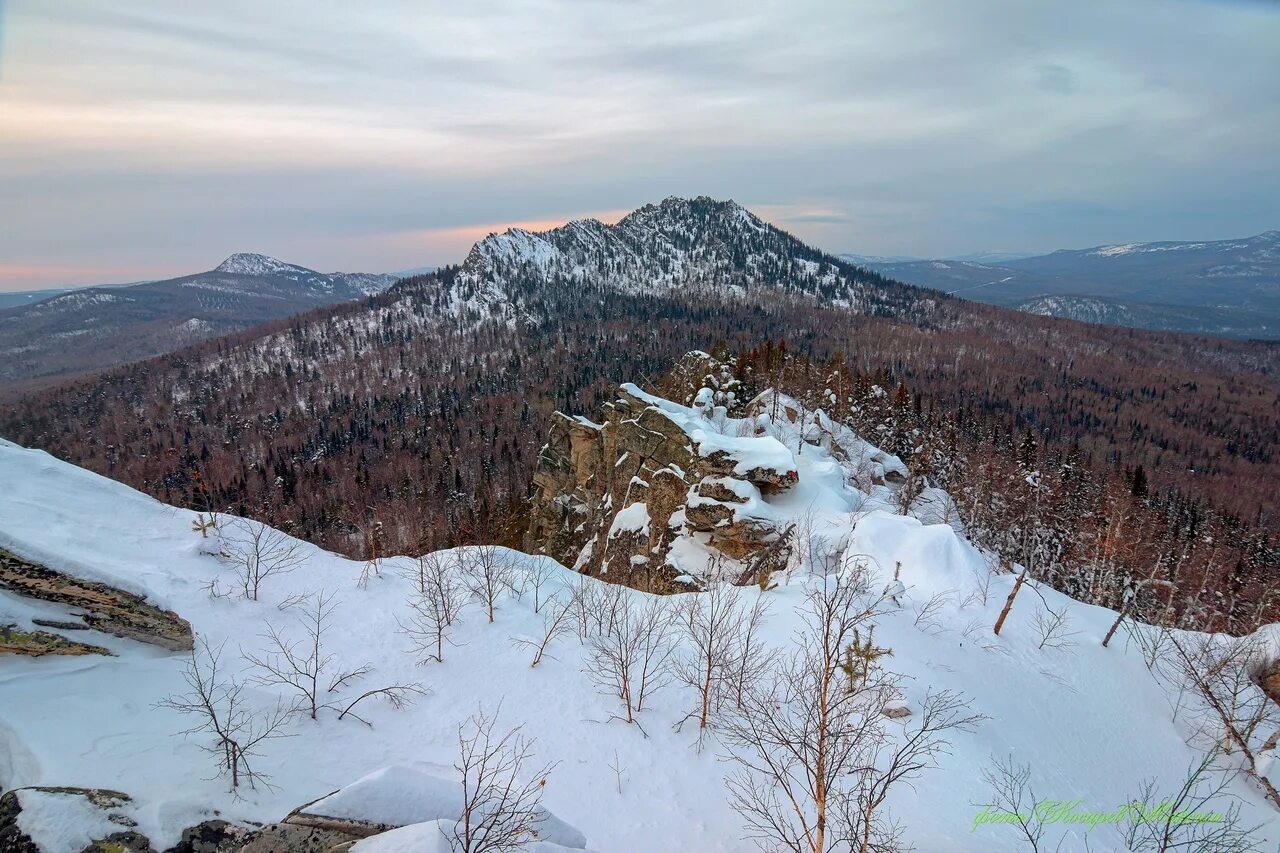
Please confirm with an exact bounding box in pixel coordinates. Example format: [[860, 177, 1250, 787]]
[[303, 766, 588, 849]]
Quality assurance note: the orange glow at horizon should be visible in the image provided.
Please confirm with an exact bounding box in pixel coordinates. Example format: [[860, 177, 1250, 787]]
[[0, 262, 184, 288]]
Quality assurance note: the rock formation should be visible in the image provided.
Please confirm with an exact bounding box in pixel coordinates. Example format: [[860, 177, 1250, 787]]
[[0, 548, 193, 653], [526, 353, 907, 591]]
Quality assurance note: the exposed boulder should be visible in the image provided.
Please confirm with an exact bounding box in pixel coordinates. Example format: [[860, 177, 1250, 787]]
[[0, 549, 192, 651]]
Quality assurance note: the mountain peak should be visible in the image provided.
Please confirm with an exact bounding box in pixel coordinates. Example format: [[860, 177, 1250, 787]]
[[214, 253, 310, 276]]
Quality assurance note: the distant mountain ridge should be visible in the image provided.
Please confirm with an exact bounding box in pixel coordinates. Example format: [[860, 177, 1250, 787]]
[[421, 196, 915, 319], [853, 230, 1280, 338], [6, 196, 1278, 569], [0, 254, 398, 388]]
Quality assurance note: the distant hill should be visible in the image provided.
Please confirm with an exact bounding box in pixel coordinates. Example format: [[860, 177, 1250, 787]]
[[854, 231, 1280, 339], [0, 254, 398, 388], [0, 287, 82, 311]]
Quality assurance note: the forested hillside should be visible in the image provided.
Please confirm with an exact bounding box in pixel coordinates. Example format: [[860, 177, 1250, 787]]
[[2, 200, 1276, 630]]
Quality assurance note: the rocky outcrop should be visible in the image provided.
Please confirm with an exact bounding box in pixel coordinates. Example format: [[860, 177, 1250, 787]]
[[0, 624, 111, 657], [526, 354, 798, 590], [0, 787, 149, 853], [230, 822, 356, 853], [165, 821, 255, 853], [0, 549, 192, 652]]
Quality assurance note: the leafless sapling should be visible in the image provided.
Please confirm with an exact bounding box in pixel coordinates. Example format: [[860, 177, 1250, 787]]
[[462, 545, 516, 623], [332, 681, 425, 726], [675, 583, 773, 738], [520, 558, 558, 615], [911, 589, 951, 636], [720, 566, 900, 853], [511, 593, 576, 668], [585, 594, 677, 729], [158, 638, 294, 793], [448, 709, 557, 853], [974, 756, 1063, 853], [242, 590, 371, 720], [1122, 752, 1261, 853], [1032, 603, 1080, 652], [221, 518, 307, 601], [401, 553, 468, 663]]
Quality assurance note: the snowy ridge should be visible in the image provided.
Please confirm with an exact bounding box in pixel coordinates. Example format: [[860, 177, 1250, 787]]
[[1, 393, 1278, 850], [211, 253, 397, 295], [214, 253, 316, 277], [453, 196, 873, 307]]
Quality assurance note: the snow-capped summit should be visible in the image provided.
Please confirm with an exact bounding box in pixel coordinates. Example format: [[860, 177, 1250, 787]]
[[213, 252, 315, 277], [445, 196, 905, 315]]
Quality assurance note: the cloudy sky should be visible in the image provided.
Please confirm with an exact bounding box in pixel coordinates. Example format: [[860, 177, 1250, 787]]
[[1, 0, 1277, 290]]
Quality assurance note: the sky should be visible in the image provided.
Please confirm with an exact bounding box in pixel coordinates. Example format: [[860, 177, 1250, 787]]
[[1, 0, 1278, 291]]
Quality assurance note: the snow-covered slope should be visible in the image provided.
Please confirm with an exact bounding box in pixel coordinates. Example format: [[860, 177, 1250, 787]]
[[1, 405, 1277, 851]]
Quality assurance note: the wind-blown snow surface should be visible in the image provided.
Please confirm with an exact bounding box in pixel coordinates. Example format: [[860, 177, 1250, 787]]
[[0, 435, 1277, 851]]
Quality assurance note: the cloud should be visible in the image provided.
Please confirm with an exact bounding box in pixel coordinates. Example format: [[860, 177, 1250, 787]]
[[1035, 64, 1076, 96], [0, 0, 1277, 289]]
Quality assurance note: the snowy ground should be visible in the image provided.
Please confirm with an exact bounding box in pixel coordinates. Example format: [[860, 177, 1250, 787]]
[[1, 431, 1277, 851]]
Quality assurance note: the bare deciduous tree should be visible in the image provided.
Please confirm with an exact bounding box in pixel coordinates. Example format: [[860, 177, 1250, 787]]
[[1153, 629, 1280, 807], [157, 638, 294, 793], [243, 590, 369, 720], [448, 709, 557, 853], [585, 594, 677, 729], [846, 689, 984, 852], [675, 583, 773, 739], [992, 566, 1026, 636], [222, 518, 307, 601], [511, 593, 576, 668], [1123, 753, 1261, 853], [462, 546, 516, 623], [401, 553, 468, 663], [721, 567, 903, 853]]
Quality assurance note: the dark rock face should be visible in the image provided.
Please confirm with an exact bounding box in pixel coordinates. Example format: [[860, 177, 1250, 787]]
[[163, 820, 254, 853], [525, 354, 796, 590], [0, 787, 142, 853], [81, 831, 155, 852], [0, 789, 40, 853], [0, 549, 192, 652]]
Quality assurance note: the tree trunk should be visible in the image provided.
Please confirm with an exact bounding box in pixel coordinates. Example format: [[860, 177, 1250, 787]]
[[1101, 605, 1129, 648], [993, 572, 1027, 636]]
